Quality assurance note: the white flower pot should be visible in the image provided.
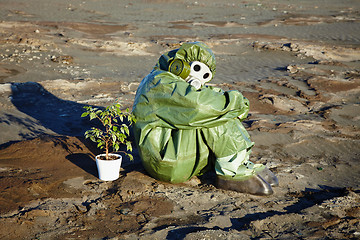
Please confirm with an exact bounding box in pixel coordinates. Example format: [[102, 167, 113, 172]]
[[95, 153, 122, 181]]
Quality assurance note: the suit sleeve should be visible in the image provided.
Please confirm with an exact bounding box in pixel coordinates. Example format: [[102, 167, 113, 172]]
[[134, 71, 249, 129]]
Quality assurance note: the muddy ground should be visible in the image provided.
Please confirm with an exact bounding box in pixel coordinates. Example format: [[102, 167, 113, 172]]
[[0, 0, 359, 239]]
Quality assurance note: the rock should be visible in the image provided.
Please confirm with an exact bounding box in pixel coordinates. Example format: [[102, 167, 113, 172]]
[[119, 171, 157, 201], [346, 206, 360, 218], [204, 215, 232, 228], [120, 207, 132, 215], [259, 94, 309, 113], [287, 65, 298, 73], [75, 204, 88, 213], [322, 216, 341, 229], [184, 229, 251, 240]]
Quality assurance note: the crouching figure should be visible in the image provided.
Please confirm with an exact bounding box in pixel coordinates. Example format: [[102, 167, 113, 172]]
[[132, 42, 278, 195]]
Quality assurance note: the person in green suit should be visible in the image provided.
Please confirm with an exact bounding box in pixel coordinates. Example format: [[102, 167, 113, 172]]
[[132, 42, 278, 195]]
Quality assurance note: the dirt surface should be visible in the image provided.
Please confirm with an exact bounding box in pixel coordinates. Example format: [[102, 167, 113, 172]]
[[0, 0, 360, 239]]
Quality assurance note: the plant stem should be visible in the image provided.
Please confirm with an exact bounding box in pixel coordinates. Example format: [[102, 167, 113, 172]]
[[105, 141, 109, 160]]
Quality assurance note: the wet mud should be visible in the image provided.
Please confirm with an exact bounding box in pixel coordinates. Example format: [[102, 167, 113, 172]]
[[0, 0, 359, 239]]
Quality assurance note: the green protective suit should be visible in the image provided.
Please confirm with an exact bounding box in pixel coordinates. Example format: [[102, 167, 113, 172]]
[[132, 42, 264, 183]]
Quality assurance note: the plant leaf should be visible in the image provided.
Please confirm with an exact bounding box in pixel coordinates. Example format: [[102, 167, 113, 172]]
[[126, 141, 132, 152], [124, 125, 130, 135], [89, 112, 96, 120], [81, 112, 89, 117], [114, 143, 119, 152]]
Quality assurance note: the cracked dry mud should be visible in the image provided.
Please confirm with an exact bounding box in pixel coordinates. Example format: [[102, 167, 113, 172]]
[[0, 0, 359, 239]]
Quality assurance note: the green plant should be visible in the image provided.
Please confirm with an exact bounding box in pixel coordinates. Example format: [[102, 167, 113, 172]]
[[81, 102, 136, 160]]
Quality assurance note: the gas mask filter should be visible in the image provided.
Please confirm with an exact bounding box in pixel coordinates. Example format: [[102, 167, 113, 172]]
[[169, 59, 212, 90]]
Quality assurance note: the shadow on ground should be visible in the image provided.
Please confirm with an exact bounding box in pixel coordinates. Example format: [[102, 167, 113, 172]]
[[10, 82, 92, 137], [66, 153, 98, 178], [7, 81, 140, 174], [165, 186, 352, 239]]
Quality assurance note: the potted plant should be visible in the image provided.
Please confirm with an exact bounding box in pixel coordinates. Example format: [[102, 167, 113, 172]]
[[81, 102, 136, 181]]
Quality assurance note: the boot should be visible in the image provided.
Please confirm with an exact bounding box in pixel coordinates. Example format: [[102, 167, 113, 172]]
[[216, 174, 273, 196], [257, 167, 279, 187]]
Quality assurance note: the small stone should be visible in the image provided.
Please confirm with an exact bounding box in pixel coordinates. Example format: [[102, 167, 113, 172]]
[[76, 204, 88, 213], [287, 65, 298, 73], [290, 43, 299, 51], [120, 208, 132, 215]]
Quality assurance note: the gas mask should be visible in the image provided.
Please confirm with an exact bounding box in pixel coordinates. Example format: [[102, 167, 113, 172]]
[[169, 59, 212, 90]]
